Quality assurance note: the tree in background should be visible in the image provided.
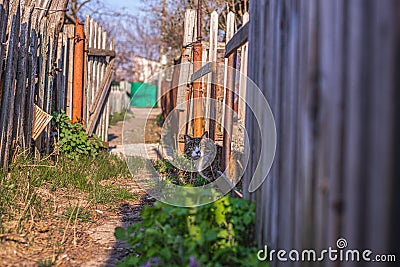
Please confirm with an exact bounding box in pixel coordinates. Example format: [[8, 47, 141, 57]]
[[67, 0, 249, 80], [142, 0, 249, 64]]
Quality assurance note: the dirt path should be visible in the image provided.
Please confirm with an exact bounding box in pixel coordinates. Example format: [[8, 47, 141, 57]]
[[108, 107, 162, 147], [78, 108, 161, 266], [80, 195, 155, 267], [0, 108, 161, 266]]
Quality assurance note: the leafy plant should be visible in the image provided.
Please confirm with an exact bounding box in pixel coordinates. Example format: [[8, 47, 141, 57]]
[[115, 196, 268, 267], [53, 110, 103, 159]]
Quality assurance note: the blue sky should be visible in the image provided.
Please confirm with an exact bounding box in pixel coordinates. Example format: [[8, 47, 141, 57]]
[[101, 0, 143, 13]]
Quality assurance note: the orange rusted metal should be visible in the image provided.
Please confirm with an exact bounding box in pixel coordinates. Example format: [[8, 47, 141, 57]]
[[72, 17, 85, 123], [208, 62, 217, 141], [192, 41, 203, 137]]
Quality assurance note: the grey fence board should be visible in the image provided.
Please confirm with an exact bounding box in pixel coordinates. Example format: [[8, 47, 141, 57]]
[[0, 5, 21, 168], [0, 0, 114, 168], [245, 1, 400, 266]]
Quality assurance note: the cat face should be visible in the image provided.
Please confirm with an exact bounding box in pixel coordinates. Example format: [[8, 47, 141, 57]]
[[184, 131, 208, 160]]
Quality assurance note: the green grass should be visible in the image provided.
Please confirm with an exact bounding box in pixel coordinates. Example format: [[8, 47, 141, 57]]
[[37, 257, 55, 267], [23, 152, 133, 203], [109, 111, 127, 126], [63, 207, 92, 223], [0, 151, 139, 235]]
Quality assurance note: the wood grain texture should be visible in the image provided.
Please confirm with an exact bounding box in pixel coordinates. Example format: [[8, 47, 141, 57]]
[[244, 1, 400, 266]]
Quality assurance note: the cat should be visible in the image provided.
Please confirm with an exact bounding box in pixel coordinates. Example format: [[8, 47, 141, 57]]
[[183, 131, 223, 182]]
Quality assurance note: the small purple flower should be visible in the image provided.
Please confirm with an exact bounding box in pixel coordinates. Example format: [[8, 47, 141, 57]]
[[140, 261, 151, 267], [189, 256, 199, 267], [151, 257, 160, 265]]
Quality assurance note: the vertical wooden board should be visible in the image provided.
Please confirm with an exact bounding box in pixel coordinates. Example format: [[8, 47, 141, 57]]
[[104, 97, 110, 142], [248, 0, 281, 252], [202, 47, 210, 131], [245, 0, 281, 254], [1, 5, 21, 167], [292, 0, 313, 258], [56, 32, 64, 111], [37, 17, 48, 110], [206, 11, 219, 137], [276, 0, 300, 254], [87, 17, 94, 115], [364, 0, 396, 257], [59, 29, 68, 111], [208, 11, 219, 62], [35, 0, 52, 23], [0, 0, 10, 88], [100, 30, 108, 140], [176, 9, 196, 109], [340, 0, 367, 257], [237, 12, 249, 128], [61, 31, 68, 112], [222, 12, 236, 132], [25, 27, 38, 148], [96, 30, 102, 142], [264, 0, 283, 256], [65, 24, 75, 119], [316, 1, 348, 263], [93, 22, 100, 136], [221, 11, 235, 171], [12, 17, 29, 147], [44, 32, 55, 153], [176, 9, 196, 144]]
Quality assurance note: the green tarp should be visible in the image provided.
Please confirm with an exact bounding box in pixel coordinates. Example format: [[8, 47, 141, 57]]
[[130, 82, 157, 107]]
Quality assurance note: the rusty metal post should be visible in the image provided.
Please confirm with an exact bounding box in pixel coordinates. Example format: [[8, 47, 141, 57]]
[[208, 62, 217, 141], [222, 53, 236, 171], [72, 17, 85, 123], [193, 42, 203, 137]]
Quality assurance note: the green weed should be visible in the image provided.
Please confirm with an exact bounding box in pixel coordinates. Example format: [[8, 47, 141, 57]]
[[63, 207, 92, 223], [37, 257, 56, 267], [110, 111, 127, 126], [115, 196, 267, 267], [53, 110, 103, 159]]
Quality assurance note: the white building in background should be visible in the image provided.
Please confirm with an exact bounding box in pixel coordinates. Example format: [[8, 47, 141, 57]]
[[131, 56, 161, 82]]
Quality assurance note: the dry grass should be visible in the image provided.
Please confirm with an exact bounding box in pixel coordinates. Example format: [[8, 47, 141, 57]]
[[0, 152, 145, 266]]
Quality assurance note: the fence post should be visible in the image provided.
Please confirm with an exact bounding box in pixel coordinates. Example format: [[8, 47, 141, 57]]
[[192, 41, 204, 137], [176, 9, 196, 151], [238, 12, 249, 129], [222, 12, 236, 172], [207, 11, 219, 141], [72, 17, 85, 123]]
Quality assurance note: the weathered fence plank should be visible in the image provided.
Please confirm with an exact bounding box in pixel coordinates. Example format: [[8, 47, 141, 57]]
[[0, 5, 21, 168], [87, 59, 115, 136], [244, 1, 400, 266], [222, 11, 236, 172], [224, 22, 249, 58], [0, 0, 111, 168], [191, 62, 212, 83]]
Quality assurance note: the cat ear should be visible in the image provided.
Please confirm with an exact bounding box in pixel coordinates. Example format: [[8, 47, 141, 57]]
[[202, 131, 208, 139], [184, 135, 192, 142]]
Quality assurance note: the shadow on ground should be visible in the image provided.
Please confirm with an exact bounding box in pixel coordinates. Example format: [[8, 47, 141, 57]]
[[103, 195, 156, 267]]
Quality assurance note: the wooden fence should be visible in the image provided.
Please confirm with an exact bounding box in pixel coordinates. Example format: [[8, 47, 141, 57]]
[[110, 81, 131, 115], [0, 0, 69, 168], [244, 0, 400, 266], [161, 2, 400, 265], [0, 0, 115, 168], [161, 9, 250, 182]]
